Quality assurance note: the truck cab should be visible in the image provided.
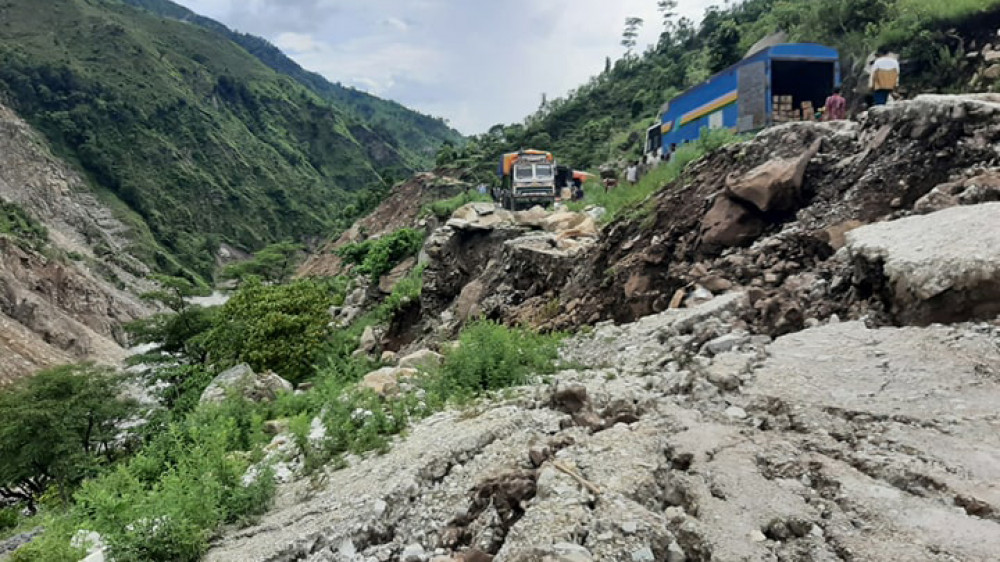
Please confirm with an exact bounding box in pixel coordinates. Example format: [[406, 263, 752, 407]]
[[499, 150, 557, 210]]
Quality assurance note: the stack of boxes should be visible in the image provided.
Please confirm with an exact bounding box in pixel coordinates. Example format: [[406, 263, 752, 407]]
[[772, 96, 819, 122], [772, 95, 798, 122]]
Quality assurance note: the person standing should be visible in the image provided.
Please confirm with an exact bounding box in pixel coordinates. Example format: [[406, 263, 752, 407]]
[[824, 86, 847, 121], [869, 50, 900, 106], [626, 162, 638, 186]]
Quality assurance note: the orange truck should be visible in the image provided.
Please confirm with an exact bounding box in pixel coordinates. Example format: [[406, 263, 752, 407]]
[[497, 149, 557, 210]]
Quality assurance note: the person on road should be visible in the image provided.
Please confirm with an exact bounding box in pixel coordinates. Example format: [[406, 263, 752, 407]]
[[626, 162, 638, 186], [870, 50, 900, 106], [824, 86, 847, 121]]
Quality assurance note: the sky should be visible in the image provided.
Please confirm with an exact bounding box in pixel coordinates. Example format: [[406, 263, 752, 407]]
[[173, 0, 718, 135]]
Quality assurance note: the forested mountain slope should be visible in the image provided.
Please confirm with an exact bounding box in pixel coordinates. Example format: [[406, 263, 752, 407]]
[[446, 0, 1000, 178], [120, 0, 463, 168], [0, 0, 422, 278]]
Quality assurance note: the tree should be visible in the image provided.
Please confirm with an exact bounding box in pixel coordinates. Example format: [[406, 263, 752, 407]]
[[0, 365, 137, 510], [220, 241, 304, 284], [621, 17, 645, 56], [200, 277, 338, 382]]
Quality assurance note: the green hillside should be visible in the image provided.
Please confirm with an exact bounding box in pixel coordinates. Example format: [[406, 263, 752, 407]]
[[449, 0, 1000, 178], [0, 0, 408, 278], [120, 0, 463, 168]]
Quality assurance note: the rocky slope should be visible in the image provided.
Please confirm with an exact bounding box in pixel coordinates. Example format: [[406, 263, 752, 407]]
[[0, 101, 151, 383], [297, 172, 468, 278], [403, 95, 1000, 343], [206, 293, 1000, 562], [204, 94, 1000, 561]]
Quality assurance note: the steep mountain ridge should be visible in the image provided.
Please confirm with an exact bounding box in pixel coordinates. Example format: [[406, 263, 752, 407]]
[[119, 0, 463, 168], [0, 101, 152, 384], [0, 0, 433, 277]]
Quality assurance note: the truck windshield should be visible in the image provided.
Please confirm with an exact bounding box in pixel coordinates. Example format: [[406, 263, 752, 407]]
[[534, 164, 554, 179], [514, 166, 534, 180]]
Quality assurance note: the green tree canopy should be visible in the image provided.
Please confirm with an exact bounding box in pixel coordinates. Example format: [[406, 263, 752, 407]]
[[0, 364, 137, 509]]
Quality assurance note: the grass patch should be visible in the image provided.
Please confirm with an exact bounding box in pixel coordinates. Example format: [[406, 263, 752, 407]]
[[568, 128, 742, 223], [421, 191, 493, 220]]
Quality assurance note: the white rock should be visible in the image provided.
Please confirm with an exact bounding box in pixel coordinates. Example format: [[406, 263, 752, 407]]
[[631, 546, 656, 562], [725, 406, 748, 420]]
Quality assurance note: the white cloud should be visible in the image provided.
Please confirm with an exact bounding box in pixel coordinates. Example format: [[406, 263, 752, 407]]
[[273, 32, 323, 54], [381, 17, 410, 32], [175, 0, 721, 134]]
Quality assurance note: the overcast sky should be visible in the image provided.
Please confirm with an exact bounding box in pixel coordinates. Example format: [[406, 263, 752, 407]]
[[173, 0, 718, 134]]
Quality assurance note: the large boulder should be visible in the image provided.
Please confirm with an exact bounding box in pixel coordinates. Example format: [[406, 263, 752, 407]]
[[541, 211, 588, 233], [360, 367, 419, 396], [398, 349, 445, 372], [699, 196, 766, 249], [200, 364, 294, 405], [846, 202, 1000, 324], [725, 138, 821, 213]]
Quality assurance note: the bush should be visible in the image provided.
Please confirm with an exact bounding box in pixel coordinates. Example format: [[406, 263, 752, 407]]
[[0, 364, 137, 509], [336, 228, 425, 282], [422, 190, 493, 220], [200, 277, 340, 382], [438, 320, 562, 396], [0, 507, 18, 532]]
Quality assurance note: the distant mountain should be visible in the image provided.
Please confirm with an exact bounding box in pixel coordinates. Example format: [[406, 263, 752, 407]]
[[0, 0, 448, 278], [120, 0, 463, 167]]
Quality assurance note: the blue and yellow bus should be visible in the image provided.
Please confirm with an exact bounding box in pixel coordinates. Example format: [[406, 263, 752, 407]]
[[646, 43, 841, 158]]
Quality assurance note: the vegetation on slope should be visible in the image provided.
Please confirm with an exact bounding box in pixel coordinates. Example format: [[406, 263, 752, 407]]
[[445, 0, 1000, 181], [0, 0, 392, 278], [0, 200, 48, 251], [4, 264, 562, 561], [120, 0, 463, 169]]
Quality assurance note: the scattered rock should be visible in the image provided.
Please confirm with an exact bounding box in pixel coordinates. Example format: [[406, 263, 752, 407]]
[[359, 367, 419, 397], [199, 364, 293, 405], [398, 349, 445, 372]]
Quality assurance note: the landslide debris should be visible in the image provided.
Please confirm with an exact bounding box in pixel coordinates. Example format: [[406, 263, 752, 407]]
[[395, 95, 1000, 341], [205, 296, 1000, 562], [0, 102, 152, 383]]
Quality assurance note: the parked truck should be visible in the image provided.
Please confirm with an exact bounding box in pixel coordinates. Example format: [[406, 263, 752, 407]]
[[497, 149, 557, 210], [647, 43, 841, 160]]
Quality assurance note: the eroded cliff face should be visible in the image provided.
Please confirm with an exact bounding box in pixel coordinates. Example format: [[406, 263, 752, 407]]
[[0, 102, 151, 383]]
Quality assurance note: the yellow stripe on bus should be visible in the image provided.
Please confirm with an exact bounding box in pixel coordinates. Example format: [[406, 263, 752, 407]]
[[679, 91, 738, 126]]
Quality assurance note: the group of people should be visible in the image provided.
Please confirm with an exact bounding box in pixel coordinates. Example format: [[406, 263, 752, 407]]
[[823, 50, 900, 121]]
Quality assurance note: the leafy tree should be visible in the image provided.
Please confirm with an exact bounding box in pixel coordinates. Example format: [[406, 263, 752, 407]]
[[200, 277, 339, 382], [220, 241, 305, 284], [0, 365, 137, 510], [621, 17, 645, 56]]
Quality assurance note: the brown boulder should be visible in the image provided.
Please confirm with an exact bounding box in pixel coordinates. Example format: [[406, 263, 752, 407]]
[[725, 138, 821, 213], [378, 256, 416, 294], [454, 279, 486, 322], [360, 367, 419, 396], [700, 196, 766, 249]]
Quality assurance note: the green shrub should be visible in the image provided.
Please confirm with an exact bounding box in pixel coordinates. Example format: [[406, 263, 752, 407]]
[[438, 320, 562, 396], [0, 507, 18, 532], [0, 364, 137, 510], [337, 228, 425, 282], [422, 190, 492, 220], [0, 200, 47, 251], [200, 277, 340, 382]]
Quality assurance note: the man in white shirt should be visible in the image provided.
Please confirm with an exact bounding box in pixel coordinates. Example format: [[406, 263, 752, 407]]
[[870, 50, 900, 106], [626, 162, 639, 186]]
